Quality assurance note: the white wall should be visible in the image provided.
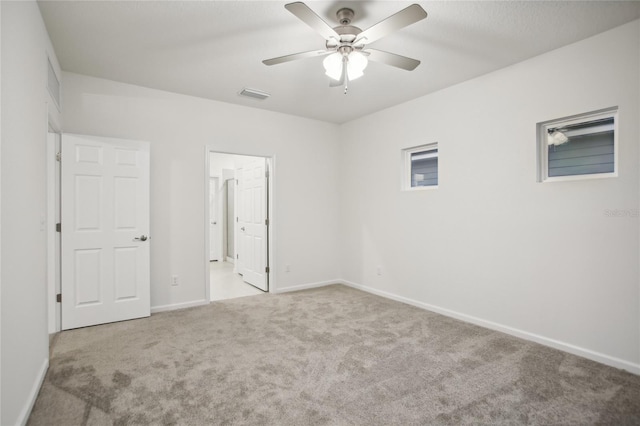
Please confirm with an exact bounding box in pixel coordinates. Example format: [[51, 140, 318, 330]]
[[338, 20, 640, 371], [1, 2, 62, 424], [62, 72, 342, 310]]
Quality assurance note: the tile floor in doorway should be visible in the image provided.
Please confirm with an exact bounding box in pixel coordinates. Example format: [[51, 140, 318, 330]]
[[210, 260, 265, 301]]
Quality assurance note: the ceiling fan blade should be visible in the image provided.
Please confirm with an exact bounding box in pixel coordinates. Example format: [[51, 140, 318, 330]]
[[285, 2, 340, 41], [366, 49, 421, 71], [263, 49, 331, 66], [357, 4, 427, 45]]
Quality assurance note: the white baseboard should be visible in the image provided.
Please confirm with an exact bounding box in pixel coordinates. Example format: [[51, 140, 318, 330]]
[[18, 357, 49, 426], [151, 299, 209, 314], [273, 279, 338, 294], [339, 279, 640, 375]]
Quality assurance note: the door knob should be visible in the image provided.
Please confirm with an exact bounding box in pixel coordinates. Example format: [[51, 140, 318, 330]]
[[133, 235, 148, 241], [241, 227, 245, 231]]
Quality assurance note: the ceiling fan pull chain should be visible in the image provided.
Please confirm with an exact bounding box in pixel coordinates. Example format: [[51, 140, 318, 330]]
[[343, 56, 349, 95]]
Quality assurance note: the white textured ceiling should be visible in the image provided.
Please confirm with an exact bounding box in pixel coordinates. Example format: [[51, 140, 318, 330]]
[[38, 1, 640, 124]]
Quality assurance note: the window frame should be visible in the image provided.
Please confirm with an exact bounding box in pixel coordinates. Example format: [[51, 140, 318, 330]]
[[537, 108, 618, 183], [402, 142, 439, 191]]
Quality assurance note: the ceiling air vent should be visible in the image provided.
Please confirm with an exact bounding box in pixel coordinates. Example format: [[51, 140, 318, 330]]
[[239, 88, 270, 101]]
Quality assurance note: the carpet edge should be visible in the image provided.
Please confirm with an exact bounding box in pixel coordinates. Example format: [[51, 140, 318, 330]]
[[151, 299, 209, 314], [273, 279, 339, 294], [339, 279, 640, 375]]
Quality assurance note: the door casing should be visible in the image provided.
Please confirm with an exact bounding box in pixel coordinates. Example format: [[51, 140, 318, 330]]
[[47, 131, 62, 333]]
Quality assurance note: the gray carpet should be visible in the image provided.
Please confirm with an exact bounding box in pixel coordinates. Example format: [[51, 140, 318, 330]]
[[28, 284, 640, 425]]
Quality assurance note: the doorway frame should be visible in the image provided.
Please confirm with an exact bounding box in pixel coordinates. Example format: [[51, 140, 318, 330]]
[[46, 121, 62, 334], [204, 147, 276, 302]]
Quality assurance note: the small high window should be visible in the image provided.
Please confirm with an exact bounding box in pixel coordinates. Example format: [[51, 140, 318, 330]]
[[538, 108, 617, 182], [402, 143, 438, 190]]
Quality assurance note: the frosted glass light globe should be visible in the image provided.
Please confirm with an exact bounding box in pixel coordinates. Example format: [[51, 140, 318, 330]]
[[323, 53, 343, 81], [347, 51, 368, 81]]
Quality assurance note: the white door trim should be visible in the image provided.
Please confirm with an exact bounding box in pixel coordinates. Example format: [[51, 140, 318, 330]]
[[204, 147, 276, 302], [46, 132, 61, 333], [47, 113, 63, 334]]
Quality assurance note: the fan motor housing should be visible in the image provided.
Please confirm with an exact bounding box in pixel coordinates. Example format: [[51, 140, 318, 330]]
[[326, 25, 362, 48], [329, 7, 362, 45]]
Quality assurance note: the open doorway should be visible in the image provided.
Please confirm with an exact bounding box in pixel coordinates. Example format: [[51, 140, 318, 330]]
[[206, 150, 273, 302]]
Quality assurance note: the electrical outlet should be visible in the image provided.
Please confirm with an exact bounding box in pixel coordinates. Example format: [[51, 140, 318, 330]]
[[285, 264, 290, 273], [376, 266, 383, 276], [171, 275, 179, 286]]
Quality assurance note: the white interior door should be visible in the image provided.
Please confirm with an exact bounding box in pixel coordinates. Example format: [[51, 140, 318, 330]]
[[238, 158, 268, 291], [61, 133, 150, 330], [209, 177, 220, 261]]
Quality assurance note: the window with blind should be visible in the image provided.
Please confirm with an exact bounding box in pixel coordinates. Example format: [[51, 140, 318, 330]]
[[402, 143, 438, 190], [538, 108, 617, 182]]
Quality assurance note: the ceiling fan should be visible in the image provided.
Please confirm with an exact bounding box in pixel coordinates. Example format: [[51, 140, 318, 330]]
[[263, 2, 428, 93]]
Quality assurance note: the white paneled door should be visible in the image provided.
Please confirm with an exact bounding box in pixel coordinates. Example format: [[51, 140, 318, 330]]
[[237, 158, 268, 291], [61, 134, 150, 330]]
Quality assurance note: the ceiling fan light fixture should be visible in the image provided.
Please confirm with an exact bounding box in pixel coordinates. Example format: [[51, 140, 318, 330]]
[[266, 2, 427, 89], [323, 52, 343, 80], [346, 51, 367, 81], [323, 51, 368, 81]]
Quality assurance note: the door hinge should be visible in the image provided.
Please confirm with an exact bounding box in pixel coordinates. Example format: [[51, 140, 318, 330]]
[[236, 217, 238, 223], [55, 152, 61, 162], [265, 170, 269, 178], [265, 219, 269, 226], [265, 266, 270, 273], [236, 254, 239, 259], [56, 294, 62, 303], [56, 223, 61, 233]]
